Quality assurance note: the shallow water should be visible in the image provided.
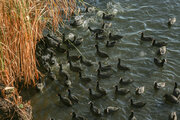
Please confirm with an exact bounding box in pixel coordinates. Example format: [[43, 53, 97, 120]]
[[28, 0, 180, 119]]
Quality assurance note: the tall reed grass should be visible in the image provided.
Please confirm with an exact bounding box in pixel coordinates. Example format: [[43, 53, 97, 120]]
[[0, 0, 78, 119]]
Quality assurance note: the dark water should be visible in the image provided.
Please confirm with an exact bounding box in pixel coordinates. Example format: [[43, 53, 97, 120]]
[[31, 0, 180, 119]]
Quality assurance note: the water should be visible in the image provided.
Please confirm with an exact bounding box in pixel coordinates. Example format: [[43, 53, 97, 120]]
[[28, 0, 180, 119]]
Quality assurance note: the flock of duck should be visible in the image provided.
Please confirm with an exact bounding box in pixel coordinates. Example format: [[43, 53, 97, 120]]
[[35, 6, 179, 120]]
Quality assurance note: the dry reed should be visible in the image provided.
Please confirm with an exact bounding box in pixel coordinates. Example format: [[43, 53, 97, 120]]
[[0, 0, 78, 119]]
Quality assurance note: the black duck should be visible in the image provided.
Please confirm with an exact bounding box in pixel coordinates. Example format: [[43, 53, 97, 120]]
[[56, 43, 66, 53], [64, 75, 72, 87], [152, 40, 167, 47], [89, 88, 103, 100], [173, 82, 180, 98], [163, 94, 179, 104], [80, 56, 93, 67], [119, 78, 134, 85], [98, 61, 112, 72], [59, 64, 69, 79], [141, 32, 154, 41], [115, 85, 130, 95], [109, 33, 123, 41], [95, 44, 109, 58], [130, 99, 146, 108], [68, 89, 79, 103], [79, 72, 91, 82], [95, 33, 106, 40], [67, 50, 80, 62], [58, 93, 72, 107], [128, 111, 137, 120], [154, 58, 166, 67], [106, 41, 116, 47], [102, 13, 114, 20], [88, 26, 104, 34], [68, 61, 82, 72], [96, 81, 107, 95], [97, 69, 112, 79], [117, 58, 130, 71], [89, 101, 101, 116]]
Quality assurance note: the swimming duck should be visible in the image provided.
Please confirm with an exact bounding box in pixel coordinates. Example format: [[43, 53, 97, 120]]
[[89, 101, 101, 116], [130, 99, 146, 108], [80, 56, 93, 67], [70, 20, 80, 27], [95, 44, 109, 58], [88, 26, 104, 34], [89, 88, 103, 100], [79, 72, 91, 82], [58, 93, 72, 107], [128, 111, 137, 120], [173, 82, 180, 98], [117, 58, 130, 71], [154, 58, 166, 67], [104, 106, 119, 114], [135, 86, 145, 95], [67, 50, 80, 62], [109, 33, 123, 41], [168, 112, 177, 120], [97, 69, 112, 79], [68, 89, 79, 103], [98, 61, 112, 72], [102, 22, 112, 29], [152, 40, 167, 47], [163, 94, 179, 104], [157, 46, 166, 55], [96, 81, 107, 95], [154, 81, 166, 90], [64, 75, 72, 87], [68, 60, 82, 72], [72, 36, 83, 46], [95, 33, 106, 40], [168, 17, 176, 26], [49, 52, 56, 65], [62, 33, 69, 45], [71, 112, 87, 120], [119, 78, 134, 85], [48, 68, 57, 81], [141, 32, 154, 41], [106, 41, 116, 47], [115, 85, 130, 95], [102, 13, 114, 20], [59, 64, 69, 79], [56, 43, 66, 53]]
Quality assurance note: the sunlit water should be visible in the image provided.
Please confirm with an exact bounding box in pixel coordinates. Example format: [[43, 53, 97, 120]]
[[23, 0, 180, 119]]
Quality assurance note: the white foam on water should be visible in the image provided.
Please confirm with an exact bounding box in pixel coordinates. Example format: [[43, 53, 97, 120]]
[[107, 2, 124, 14]]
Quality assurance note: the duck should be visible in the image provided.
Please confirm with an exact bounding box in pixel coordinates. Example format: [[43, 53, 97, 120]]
[[173, 82, 180, 98], [97, 69, 112, 79], [68, 60, 82, 72], [163, 94, 179, 104], [98, 61, 112, 72], [128, 111, 137, 120], [95, 44, 109, 58], [130, 99, 146, 108], [119, 78, 134, 85], [68, 89, 79, 103], [135, 86, 145, 95], [85, 6, 96, 13], [67, 50, 80, 62], [56, 43, 66, 53], [154, 58, 166, 67], [95, 33, 106, 40], [79, 72, 91, 82], [157, 46, 166, 55], [48, 68, 57, 81], [36, 77, 45, 93], [115, 85, 130, 95], [72, 36, 83, 46], [141, 32, 154, 41], [168, 112, 177, 120], [117, 58, 130, 71], [104, 106, 119, 114], [64, 75, 72, 87], [106, 41, 116, 47], [71, 112, 87, 120], [88, 26, 104, 34], [101, 22, 112, 29], [154, 81, 166, 90], [59, 64, 69, 79], [89, 88, 103, 100], [70, 20, 80, 27], [58, 93, 72, 107], [80, 56, 93, 67], [168, 17, 176, 26], [49, 52, 56, 65], [109, 33, 123, 41], [102, 13, 114, 20], [89, 101, 101, 116], [62, 33, 69, 45], [96, 81, 107, 95], [152, 40, 167, 47]]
